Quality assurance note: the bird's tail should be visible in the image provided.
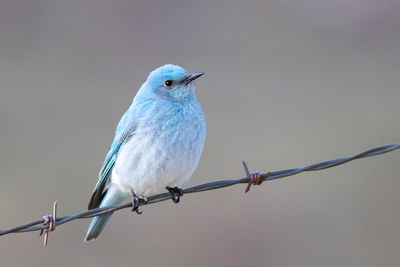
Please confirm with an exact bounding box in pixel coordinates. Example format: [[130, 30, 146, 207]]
[[84, 184, 126, 242]]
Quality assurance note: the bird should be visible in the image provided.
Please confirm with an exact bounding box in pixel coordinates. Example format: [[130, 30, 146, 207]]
[[84, 64, 206, 241]]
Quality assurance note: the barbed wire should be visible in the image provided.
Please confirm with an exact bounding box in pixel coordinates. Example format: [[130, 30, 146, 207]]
[[1, 143, 399, 245]]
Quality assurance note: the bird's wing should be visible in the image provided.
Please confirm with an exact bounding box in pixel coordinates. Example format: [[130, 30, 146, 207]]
[[88, 120, 138, 210]]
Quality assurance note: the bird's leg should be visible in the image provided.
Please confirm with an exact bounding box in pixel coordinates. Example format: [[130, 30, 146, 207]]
[[243, 161, 268, 193], [166, 186, 184, 203], [130, 189, 148, 215]]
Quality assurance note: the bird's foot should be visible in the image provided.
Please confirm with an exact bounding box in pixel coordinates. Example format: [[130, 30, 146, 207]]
[[130, 189, 148, 214], [243, 161, 269, 193], [166, 187, 184, 203]]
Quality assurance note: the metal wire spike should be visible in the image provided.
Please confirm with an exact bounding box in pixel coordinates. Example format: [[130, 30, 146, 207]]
[[243, 161, 266, 193], [39, 200, 57, 247]]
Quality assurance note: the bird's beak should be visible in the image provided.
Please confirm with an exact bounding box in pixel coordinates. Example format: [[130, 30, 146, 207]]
[[184, 72, 205, 84]]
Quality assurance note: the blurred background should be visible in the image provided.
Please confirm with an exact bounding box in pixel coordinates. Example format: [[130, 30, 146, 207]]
[[1, 1, 400, 266]]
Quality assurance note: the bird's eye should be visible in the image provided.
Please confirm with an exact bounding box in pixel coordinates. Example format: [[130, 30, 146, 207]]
[[164, 80, 173, 87]]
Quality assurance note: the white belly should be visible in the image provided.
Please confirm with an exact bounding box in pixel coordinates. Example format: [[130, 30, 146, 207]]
[[110, 103, 205, 197]]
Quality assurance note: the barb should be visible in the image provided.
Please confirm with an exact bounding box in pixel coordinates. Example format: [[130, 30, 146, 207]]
[[243, 161, 266, 193], [1, 143, 399, 244], [39, 201, 57, 246]]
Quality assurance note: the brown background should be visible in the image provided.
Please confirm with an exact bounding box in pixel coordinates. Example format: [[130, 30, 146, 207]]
[[1, 1, 400, 266]]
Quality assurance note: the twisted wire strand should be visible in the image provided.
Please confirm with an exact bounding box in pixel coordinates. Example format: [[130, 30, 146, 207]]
[[1, 143, 399, 237]]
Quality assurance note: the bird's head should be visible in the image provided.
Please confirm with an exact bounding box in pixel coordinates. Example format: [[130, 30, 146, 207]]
[[145, 64, 204, 103]]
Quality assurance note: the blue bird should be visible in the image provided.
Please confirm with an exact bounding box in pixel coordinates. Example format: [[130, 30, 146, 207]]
[[85, 64, 206, 241]]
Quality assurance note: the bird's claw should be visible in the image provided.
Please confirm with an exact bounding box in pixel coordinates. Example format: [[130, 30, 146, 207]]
[[243, 161, 268, 193], [39, 200, 57, 247], [167, 187, 184, 203], [130, 189, 147, 215]]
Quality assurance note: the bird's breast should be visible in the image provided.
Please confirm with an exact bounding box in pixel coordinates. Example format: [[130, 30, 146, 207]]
[[112, 101, 206, 196]]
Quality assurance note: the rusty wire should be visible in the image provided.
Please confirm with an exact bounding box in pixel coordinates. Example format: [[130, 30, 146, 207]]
[[0, 142, 399, 245]]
